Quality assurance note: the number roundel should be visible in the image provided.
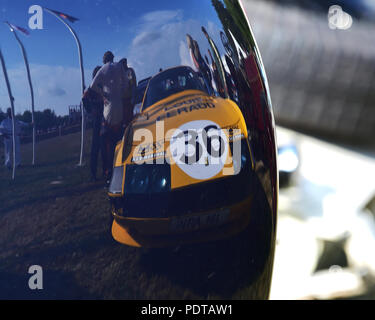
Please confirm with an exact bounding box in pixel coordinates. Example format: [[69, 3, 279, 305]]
[[170, 120, 229, 180]]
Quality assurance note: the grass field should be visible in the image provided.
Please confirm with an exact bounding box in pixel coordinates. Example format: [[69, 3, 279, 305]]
[[0, 131, 273, 299]]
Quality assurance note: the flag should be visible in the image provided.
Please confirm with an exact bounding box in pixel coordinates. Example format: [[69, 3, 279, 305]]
[[46, 8, 79, 23], [6, 22, 30, 35]]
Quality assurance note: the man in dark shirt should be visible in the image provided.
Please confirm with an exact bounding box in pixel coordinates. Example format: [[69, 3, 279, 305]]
[[119, 58, 136, 129], [82, 65, 104, 180]]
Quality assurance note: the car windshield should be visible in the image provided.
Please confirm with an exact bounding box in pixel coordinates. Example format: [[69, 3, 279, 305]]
[[142, 66, 206, 110]]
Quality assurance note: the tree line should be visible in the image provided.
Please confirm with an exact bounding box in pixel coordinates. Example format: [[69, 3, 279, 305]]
[[0, 108, 72, 134]]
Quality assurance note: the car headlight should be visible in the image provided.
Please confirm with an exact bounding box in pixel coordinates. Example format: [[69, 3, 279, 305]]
[[109, 166, 124, 194], [278, 145, 299, 173], [124, 163, 171, 194]]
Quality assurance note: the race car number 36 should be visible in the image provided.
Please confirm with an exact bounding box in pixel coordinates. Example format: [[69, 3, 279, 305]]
[[170, 120, 229, 180]]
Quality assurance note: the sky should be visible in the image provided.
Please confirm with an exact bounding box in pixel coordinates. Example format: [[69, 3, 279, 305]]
[[0, 0, 225, 116]]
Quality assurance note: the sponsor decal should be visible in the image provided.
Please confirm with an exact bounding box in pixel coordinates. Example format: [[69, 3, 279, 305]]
[[135, 139, 164, 155], [156, 101, 215, 121], [228, 133, 244, 142], [147, 93, 203, 117], [131, 151, 166, 163], [164, 96, 209, 111]]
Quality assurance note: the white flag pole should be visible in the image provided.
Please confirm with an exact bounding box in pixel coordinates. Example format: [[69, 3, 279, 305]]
[[0, 48, 17, 180], [5, 22, 36, 165], [43, 8, 86, 166]]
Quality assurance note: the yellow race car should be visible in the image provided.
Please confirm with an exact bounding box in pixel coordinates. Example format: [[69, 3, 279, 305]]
[[108, 66, 256, 247]]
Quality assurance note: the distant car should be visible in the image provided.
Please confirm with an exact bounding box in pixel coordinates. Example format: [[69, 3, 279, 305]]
[[133, 77, 151, 116], [108, 66, 256, 247]]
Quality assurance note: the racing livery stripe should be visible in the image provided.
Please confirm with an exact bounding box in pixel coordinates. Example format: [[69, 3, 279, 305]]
[[147, 93, 205, 117], [156, 102, 215, 121]]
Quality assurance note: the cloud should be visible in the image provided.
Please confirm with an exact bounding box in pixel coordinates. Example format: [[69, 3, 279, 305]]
[[0, 64, 91, 116], [127, 10, 224, 81], [141, 10, 183, 25], [47, 86, 67, 97], [132, 31, 162, 47]]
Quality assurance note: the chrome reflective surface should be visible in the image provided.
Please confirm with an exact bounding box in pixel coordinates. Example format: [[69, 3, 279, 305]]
[[0, 0, 277, 299]]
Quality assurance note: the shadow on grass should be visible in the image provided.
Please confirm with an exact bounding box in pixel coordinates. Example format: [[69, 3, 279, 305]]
[[138, 181, 273, 299], [32, 156, 83, 169], [0, 231, 114, 299], [0, 269, 95, 300], [0, 182, 105, 216]]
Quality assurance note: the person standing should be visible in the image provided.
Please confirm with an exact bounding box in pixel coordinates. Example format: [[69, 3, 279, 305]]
[[0, 108, 25, 169], [119, 58, 136, 128], [86, 51, 131, 183], [82, 65, 105, 180]]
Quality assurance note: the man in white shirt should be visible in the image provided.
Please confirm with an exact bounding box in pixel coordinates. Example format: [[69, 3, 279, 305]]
[[0, 108, 24, 169], [90, 51, 128, 128], [86, 51, 131, 182]]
